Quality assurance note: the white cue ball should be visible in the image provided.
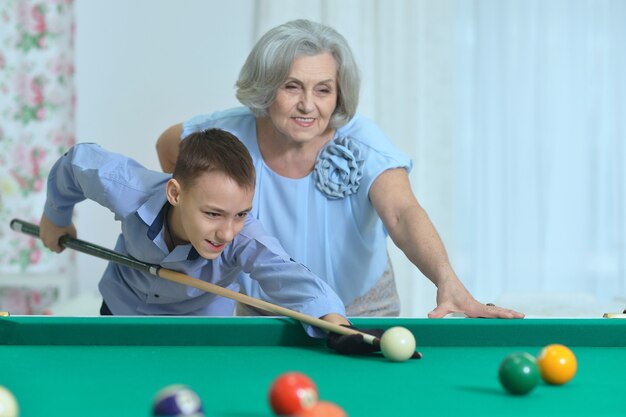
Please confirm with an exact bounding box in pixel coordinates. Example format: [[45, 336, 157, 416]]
[[380, 326, 416, 362], [0, 386, 18, 417]]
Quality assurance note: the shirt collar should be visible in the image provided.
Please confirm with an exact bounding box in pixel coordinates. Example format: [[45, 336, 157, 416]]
[[135, 191, 202, 261], [136, 190, 168, 233]]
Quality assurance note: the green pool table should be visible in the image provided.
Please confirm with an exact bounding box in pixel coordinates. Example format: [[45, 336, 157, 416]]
[[0, 316, 624, 417]]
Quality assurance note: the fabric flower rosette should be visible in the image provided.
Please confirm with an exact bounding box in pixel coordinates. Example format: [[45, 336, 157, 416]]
[[314, 136, 364, 199]]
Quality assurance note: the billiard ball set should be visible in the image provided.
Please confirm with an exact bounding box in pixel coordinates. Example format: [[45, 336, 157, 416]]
[[268, 372, 346, 416], [0, 340, 577, 417], [498, 344, 578, 395], [150, 372, 345, 417], [0, 325, 411, 417], [153, 343, 577, 416]]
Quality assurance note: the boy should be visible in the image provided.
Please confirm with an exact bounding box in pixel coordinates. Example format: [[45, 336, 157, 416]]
[[39, 129, 350, 337]]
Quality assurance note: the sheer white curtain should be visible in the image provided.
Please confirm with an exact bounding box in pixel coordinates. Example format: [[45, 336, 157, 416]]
[[454, 0, 626, 308], [251, 0, 626, 315]]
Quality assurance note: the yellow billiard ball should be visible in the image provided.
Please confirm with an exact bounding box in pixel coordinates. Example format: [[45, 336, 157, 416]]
[[537, 344, 577, 385]]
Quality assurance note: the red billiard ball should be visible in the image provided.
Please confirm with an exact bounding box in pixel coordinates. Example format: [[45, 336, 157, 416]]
[[268, 372, 318, 415], [293, 401, 346, 417], [152, 384, 203, 416]]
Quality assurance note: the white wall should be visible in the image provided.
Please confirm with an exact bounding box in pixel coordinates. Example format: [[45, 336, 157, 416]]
[[74, 0, 254, 294]]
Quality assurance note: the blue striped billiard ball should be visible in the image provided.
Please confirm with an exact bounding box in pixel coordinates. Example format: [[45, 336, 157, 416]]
[[152, 385, 204, 417]]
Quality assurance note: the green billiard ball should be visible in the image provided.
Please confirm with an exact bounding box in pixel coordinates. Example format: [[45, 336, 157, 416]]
[[498, 352, 541, 395]]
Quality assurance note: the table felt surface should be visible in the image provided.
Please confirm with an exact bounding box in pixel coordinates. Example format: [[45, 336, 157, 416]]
[[0, 316, 624, 417]]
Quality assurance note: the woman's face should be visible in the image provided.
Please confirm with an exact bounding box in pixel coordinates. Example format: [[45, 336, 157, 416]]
[[268, 53, 338, 144]]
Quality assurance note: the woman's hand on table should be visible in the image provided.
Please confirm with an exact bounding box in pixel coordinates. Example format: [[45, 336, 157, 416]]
[[428, 278, 525, 319]]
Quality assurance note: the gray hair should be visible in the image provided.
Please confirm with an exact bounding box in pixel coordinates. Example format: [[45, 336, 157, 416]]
[[236, 19, 360, 128]]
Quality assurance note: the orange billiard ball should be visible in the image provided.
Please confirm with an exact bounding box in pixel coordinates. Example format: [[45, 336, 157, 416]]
[[537, 344, 577, 385], [269, 372, 318, 415], [294, 401, 347, 417]]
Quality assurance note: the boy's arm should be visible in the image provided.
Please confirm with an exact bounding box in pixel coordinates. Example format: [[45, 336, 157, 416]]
[[40, 144, 99, 253], [233, 218, 348, 337], [44, 143, 153, 229], [44, 144, 92, 228], [239, 244, 387, 354], [242, 254, 348, 334]]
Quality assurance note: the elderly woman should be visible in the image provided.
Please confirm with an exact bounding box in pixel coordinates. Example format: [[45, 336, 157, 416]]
[[156, 19, 523, 319]]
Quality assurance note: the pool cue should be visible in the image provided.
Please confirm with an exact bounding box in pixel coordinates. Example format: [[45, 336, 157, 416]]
[[10, 218, 379, 346]]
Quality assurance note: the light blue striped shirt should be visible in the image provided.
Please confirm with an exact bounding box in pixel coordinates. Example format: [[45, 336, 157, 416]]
[[43, 143, 345, 336]]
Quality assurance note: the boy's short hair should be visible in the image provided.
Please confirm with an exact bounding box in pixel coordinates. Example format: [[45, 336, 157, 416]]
[[174, 129, 255, 191]]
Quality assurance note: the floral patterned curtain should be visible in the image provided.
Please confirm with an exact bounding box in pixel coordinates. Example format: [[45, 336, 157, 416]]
[[0, 0, 75, 313]]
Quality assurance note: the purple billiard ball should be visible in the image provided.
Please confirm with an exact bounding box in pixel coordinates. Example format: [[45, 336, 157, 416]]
[[152, 384, 204, 417]]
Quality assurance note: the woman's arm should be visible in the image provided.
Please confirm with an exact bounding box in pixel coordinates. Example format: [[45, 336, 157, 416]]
[[369, 168, 524, 319], [155, 123, 183, 173]]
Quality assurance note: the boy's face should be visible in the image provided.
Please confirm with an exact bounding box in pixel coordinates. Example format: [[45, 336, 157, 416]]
[[166, 171, 253, 260]]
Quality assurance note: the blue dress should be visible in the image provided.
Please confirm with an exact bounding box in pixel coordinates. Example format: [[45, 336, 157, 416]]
[[182, 108, 412, 306]]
